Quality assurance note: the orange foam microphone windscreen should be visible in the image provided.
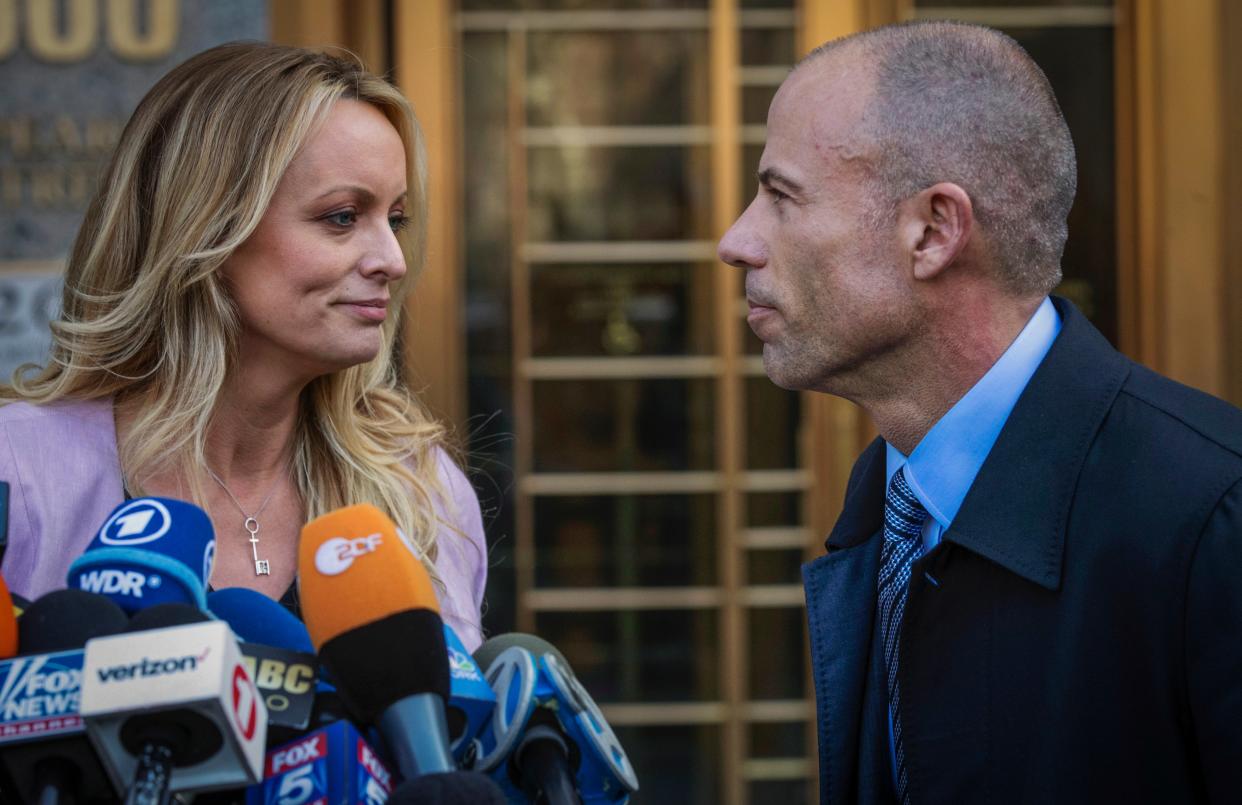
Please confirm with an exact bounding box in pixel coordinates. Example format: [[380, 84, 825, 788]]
[[0, 573, 15, 658], [298, 504, 449, 724], [297, 503, 440, 649]]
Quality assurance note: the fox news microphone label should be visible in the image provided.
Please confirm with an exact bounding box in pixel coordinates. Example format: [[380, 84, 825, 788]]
[[247, 720, 392, 805], [0, 650, 84, 744]]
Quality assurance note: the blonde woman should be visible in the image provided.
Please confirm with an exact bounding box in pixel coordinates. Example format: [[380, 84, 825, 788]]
[[0, 42, 487, 650]]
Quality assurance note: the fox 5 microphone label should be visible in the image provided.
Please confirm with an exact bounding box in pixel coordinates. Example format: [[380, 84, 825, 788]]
[[0, 650, 84, 743], [248, 720, 391, 805]]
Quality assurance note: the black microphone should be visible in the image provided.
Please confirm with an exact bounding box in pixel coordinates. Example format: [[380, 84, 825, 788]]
[[119, 606, 214, 804], [298, 504, 456, 780], [126, 602, 212, 631], [387, 770, 508, 804], [18, 589, 129, 654], [0, 589, 129, 804]]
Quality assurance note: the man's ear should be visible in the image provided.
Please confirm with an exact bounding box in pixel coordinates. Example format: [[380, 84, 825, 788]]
[[899, 182, 974, 282]]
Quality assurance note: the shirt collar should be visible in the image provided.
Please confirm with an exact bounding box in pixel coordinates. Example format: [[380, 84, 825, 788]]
[[886, 296, 1061, 529]]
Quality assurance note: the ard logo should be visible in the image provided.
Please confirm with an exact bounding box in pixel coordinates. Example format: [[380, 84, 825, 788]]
[[99, 499, 170, 546]]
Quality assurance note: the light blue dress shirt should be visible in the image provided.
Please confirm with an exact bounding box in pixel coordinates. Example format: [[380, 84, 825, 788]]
[[883, 296, 1062, 783]]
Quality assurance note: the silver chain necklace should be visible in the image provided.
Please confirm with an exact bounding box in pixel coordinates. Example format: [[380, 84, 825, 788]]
[[204, 465, 284, 576]]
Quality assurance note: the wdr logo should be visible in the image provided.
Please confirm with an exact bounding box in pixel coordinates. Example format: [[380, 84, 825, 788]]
[[99, 499, 171, 546], [77, 569, 160, 599]]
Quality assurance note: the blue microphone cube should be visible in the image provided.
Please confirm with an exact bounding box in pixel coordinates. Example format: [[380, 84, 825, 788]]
[[245, 719, 393, 805]]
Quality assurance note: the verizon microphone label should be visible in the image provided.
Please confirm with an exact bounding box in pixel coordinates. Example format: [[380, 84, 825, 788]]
[[0, 650, 85, 744], [95, 648, 210, 682], [81, 621, 228, 715]]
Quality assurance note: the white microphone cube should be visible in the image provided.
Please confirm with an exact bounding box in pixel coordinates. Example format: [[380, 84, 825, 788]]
[[80, 620, 267, 794]]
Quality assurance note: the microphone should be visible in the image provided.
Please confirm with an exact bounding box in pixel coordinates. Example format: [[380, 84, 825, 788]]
[[9, 591, 29, 619], [127, 602, 213, 631], [0, 574, 16, 660], [79, 613, 267, 801], [206, 588, 312, 653], [444, 622, 496, 766], [387, 770, 508, 804], [0, 480, 9, 566], [207, 588, 320, 742], [244, 719, 394, 805], [18, 589, 129, 655], [473, 634, 639, 804], [0, 589, 129, 803], [298, 503, 455, 780], [66, 497, 216, 614]]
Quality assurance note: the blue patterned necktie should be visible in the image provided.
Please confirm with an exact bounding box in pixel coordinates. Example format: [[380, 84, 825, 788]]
[[878, 467, 930, 805]]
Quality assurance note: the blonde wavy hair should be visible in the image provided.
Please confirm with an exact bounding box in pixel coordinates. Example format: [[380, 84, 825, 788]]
[[3, 42, 457, 573]]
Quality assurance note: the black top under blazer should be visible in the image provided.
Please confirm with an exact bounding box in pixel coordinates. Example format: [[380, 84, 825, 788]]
[[802, 297, 1242, 804]]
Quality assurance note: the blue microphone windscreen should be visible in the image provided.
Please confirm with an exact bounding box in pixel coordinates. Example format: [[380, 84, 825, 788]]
[[208, 587, 313, 654], [65, 497, 216, 613]]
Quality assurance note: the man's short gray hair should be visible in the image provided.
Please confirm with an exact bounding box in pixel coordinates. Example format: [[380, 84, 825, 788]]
[[804, 22, 1077, 297]]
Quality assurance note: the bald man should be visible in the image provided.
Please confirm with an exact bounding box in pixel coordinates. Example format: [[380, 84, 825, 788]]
[[719, 21, 1242, 805]]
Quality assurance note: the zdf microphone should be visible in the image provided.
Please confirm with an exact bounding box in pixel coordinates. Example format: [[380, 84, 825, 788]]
[[298, 503, 455, 780]]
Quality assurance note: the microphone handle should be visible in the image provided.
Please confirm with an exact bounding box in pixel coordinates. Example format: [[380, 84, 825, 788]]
[[124, 742, 174, 805], [518, 726, 582, 805], [377, 692, 456, 780], [34, 757, 78, 805]]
